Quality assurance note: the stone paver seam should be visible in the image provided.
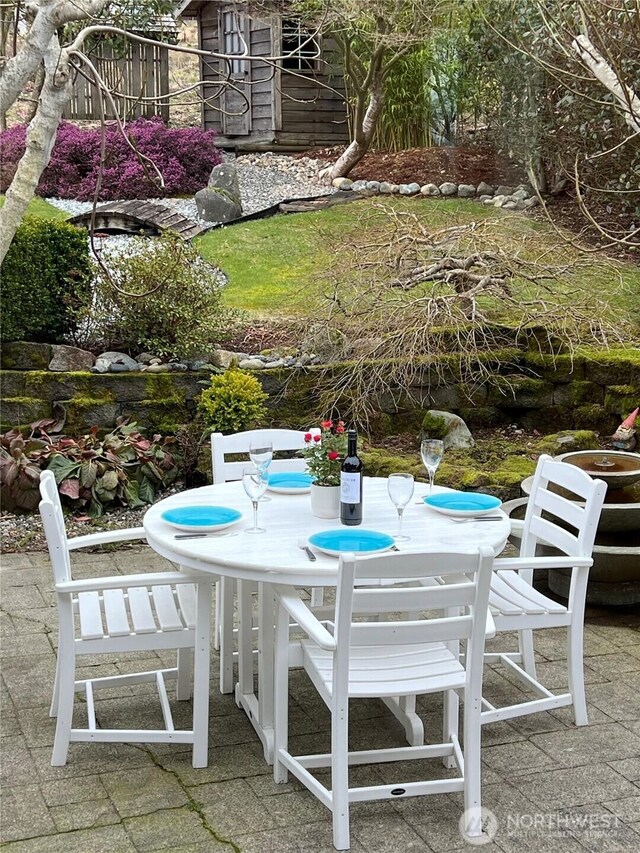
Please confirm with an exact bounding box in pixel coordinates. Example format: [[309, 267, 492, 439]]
[[1, 606, 55, 636], [136, 745, 242, 853]]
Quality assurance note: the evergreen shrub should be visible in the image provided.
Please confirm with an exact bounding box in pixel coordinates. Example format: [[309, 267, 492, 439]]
[[199, 370, 268, 434], [81, 232, 240, 359], [0, 216, 92, 343]]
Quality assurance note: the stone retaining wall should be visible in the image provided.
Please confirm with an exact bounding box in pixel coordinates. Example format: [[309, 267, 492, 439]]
[[1, 350, 637, 436]]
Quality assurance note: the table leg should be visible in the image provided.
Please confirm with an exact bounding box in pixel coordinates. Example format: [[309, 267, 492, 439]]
[[258, 584, 275, 727], [236, 580, 254, 696], [192, 580, 212, 768], [233, 581, 275, 764]]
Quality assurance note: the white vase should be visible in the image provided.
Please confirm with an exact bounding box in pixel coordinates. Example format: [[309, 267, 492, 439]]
[[310, 484, 340, 519]]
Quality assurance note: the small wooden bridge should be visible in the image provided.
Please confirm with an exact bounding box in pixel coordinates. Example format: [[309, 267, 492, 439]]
[[68, 191, 357, 240], [68, 200, 211, 240]]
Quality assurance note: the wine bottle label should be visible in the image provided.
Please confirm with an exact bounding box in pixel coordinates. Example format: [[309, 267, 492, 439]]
[[340, 472, 361, 503]]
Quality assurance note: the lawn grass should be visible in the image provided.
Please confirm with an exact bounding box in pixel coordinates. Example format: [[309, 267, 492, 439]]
[[196, 197, 500, 315], [197, 196, 640, 323], [3, 190, 637, 329], [0, 195, 69, 220]]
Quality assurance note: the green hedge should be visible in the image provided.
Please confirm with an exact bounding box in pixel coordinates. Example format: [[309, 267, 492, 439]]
[[0, 217, 91, 342]]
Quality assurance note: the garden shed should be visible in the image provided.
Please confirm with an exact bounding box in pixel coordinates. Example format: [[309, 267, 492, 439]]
[[177, 1, 349, 149]]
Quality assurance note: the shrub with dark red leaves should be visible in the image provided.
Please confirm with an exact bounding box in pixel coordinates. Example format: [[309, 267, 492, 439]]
[[0, 118, 222, 199]]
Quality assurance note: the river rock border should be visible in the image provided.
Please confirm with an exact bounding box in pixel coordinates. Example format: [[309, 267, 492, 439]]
[[330, 177, 540, 210]]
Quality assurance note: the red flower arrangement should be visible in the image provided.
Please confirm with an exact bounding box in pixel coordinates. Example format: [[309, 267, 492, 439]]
[[302, 419, 347, 486]]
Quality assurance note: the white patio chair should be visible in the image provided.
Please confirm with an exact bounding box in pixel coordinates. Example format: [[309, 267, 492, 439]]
[[211, 428, 309, 693], [273, 545, 495, 851], [39, 470, 213, 767], [483, 453, 607, 727]]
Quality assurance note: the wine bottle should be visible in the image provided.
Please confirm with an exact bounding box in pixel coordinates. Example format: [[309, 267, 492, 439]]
[[340, 429, 363, 526]]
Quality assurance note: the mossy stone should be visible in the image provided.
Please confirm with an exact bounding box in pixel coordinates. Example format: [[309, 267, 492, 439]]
[[425, 385, 461, 411], [536, 430, 599, 455], [572, 405, 618, 434], [0, 371, 26, 398], [361, 448, 424, 480], [457, 383, 488, 405], [123, 400, 193, 435], [0, 342, 52, 371], [61, 395, 118, 434], [420, 411, 448, 440], [458, 406, 501, 428], [583, 350, 639, 385], [24, 370, 94, 402], [520, 326, 568, 354], [516, 406, 574, 431], [488, 375, 554, 408], [552, 381, 604, 407], [604, 385, 640, 417], [1, 397, 51, 430], [521, 352, 585, 383]]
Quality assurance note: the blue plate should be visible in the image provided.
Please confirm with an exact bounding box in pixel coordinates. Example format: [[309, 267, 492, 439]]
[[267, 472, 313, 494], [423, 492, 501, 517], [161, 505, 242, 532], [308, 529, 395, 557]]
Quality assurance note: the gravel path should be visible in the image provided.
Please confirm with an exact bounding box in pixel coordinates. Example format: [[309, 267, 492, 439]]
[[46, 153, 333, 223]]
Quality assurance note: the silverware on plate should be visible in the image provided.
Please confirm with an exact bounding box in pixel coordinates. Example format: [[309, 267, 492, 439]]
[[449, 516, 503, 524], [174, 531, 238, 539]]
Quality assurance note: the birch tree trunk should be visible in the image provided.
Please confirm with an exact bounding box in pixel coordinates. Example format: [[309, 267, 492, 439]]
[[572, 33, 640, 134], [23, 63, 47, 124], [0, 36, 72, 263]]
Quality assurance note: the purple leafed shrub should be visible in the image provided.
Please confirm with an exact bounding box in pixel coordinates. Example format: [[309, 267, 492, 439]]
[[0, 118, 222, 199]]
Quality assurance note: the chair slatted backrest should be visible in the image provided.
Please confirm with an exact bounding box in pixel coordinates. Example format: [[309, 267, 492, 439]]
[[39, 470, 72, 585], [521, 454, 607, 561], [210, 429, 308, 483], [332, 547, 495, 694]]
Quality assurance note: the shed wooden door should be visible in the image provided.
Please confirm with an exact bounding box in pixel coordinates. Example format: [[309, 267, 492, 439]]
[[220, 7, 251, 136]]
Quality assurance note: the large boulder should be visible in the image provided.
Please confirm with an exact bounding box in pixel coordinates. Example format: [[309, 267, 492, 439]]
[[49, 345, 95, 372], [420, 410, 475, 450], [92, 351, 139, 373], [195, 163, 242, 223]]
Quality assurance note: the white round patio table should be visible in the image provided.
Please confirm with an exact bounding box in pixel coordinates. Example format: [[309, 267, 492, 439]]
[[143, 477, 510, 764]]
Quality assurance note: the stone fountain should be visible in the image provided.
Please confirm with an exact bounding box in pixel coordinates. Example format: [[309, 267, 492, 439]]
[[503, 449, 640, 606]]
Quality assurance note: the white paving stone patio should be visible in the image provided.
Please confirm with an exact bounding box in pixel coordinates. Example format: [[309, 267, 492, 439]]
[[1, 548, 639, 852]]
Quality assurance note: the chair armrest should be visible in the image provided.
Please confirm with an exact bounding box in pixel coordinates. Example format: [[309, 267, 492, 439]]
[[495, 556, 593, 572], [485, 609, 496, 639], [55, 570, 213, 594], [273, 584, 336, 651], [67, 527, 147, 550]]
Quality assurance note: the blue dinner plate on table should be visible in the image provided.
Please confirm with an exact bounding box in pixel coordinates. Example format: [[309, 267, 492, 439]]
[[161, 506, 242, 532], [423, 492, 501, 518], [308, 529, 395, 557], [267, 472, 313, 494]]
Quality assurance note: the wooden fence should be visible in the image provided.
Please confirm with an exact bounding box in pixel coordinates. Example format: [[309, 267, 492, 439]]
[[65, 40, 170, 121]]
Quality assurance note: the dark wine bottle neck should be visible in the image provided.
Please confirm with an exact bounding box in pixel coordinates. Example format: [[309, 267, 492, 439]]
[[347, 430, 357, 455]]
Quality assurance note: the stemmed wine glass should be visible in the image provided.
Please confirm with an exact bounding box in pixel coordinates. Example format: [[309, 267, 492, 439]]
[[388, 473, 414, 541], [249, 439, 273, 502], [242, 466, 268, 533], [420, 439, 444, 494]]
